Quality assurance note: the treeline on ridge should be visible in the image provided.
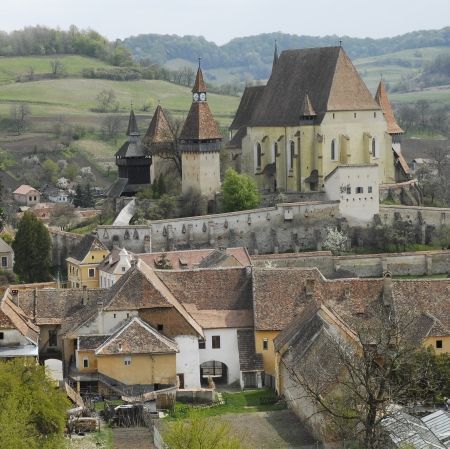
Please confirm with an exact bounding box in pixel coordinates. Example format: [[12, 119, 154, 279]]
[[0, 25, 133, 66]]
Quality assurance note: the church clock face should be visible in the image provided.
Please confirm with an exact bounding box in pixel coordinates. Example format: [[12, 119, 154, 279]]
[[193, 93, 199, 101], [200, 92, 206, 101]]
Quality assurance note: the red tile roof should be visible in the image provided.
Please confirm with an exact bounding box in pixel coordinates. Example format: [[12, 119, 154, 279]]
[[192, 67, 207, 93], [375, 80, 404, 134]]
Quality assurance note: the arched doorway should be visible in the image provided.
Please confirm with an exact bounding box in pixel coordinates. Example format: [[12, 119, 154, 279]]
[[200, 361, 228, 385], [45, 359, 63, 384]]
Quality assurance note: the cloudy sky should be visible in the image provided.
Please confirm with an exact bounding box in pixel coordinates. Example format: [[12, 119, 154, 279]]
[[0, 0, 449, 44]]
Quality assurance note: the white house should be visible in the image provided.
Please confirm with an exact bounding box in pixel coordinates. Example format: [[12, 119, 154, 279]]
[[98, 247, 133, 288]]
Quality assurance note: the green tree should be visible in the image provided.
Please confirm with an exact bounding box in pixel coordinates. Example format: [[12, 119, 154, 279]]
[[164, 414, 244, 449], [0, 358, 69, 449], [12, 211, 51, 283], [221, 168, 260, 212], [42, 159, 59, 183], [64, 162, 80, 181]]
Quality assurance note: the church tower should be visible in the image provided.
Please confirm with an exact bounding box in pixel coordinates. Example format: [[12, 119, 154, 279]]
[[179, 60, 222, 199]]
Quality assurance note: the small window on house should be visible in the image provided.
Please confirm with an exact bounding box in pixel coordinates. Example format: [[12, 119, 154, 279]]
[[126, 313, 130, 318], [368, 186, 373, 193], [88, 268, 95, 278], [29, 196, 32, 201], [263, 338, 269, 350], [113, 313, 116, 319], [212, 335, 221, 349], [34, 196, 37, 201], [83, 358, 89, 368], [124, 356, 132, 366], [48, 330, 57, 347], [198, 338, 205, 349], [354, 113, 357, 118], [346, 186, 351, 194], [1, 257, 7, 267], [374, 112, 377, 118], [436, 340, 443, 349], [157, 324, 164, 332], [92, 255, 94, 260], [0, 332, 4, 340], [122, 266, 126, 272], [332, 113, 335, 119], [356, 187, 364, 194]]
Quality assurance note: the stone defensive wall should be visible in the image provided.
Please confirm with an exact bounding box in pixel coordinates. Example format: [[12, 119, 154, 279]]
[[251, 249, 450, 278], [49, 228, 84, 266], [97, 201, 341, 254], [379, 204, 450, 229]]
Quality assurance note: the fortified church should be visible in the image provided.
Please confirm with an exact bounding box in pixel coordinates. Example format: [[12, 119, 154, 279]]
[[109, 45, 409, 202]]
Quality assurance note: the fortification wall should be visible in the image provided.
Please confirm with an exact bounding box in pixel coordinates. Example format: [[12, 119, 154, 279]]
[[252, 249, 450, 278], [49, 229, 84, 266], [98, 201, 340, 254], [379, 205, 450, 229]]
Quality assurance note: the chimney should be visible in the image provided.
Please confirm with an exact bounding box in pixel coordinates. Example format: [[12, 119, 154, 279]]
[[382, 271, 393, 307], [305, 279, 315, 299], [82, 285, 88, 306]]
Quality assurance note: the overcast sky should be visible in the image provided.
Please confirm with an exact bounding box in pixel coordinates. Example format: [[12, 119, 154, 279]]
[[0, 0, 449, 44]]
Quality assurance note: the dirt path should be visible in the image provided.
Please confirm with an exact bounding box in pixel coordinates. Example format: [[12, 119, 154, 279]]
[[113, 427, 155, 449]]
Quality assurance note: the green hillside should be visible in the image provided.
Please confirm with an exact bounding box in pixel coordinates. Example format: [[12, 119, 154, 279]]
[[0, 55, 113, 83], [0, 77, 239, 127]]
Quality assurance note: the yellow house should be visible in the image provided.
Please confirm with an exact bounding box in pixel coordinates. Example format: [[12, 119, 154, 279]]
[[229, 46, 403, 194], [69, 317, 178, 393], [67, 234, 109, 288]]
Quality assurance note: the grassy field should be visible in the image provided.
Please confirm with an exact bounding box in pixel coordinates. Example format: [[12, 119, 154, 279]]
[[0, 55, 112, 84], [0, 77, 239, 127]]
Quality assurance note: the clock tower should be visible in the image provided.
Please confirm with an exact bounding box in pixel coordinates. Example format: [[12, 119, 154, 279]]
[[179, 59, 222, 200]]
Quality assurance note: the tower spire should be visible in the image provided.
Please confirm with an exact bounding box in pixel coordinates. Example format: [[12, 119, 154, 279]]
[[273, 40, 279, 70], [126, 108, 139, 137]]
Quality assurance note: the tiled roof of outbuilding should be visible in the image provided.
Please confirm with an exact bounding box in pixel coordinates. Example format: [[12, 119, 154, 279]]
[[156, 267, 253, 311], [95, 317, 178, 355], [237, 329, 264, 371]]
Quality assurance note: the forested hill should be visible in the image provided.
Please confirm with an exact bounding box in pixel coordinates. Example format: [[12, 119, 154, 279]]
[[122, 27, 450, 79]]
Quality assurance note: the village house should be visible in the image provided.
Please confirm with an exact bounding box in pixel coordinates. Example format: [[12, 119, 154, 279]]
[[98, 247, 133, 288], [13, 184, 41, 206], [0, 237, 14, 271], [67, 234, 109, 288]]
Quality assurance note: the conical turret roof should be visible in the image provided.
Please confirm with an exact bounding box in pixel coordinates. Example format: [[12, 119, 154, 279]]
[[192, 67, 207, 93], [126, 109, 139, 136], [179, 102, 222, 140], [143, 105, 174, 145], [375, 80, 404, 134]]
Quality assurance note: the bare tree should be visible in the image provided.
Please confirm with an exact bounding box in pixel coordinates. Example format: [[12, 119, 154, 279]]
[[10, 103, 30, 135], [101, 115, 122, 140], [50, 59, 66, 78], [94, 89, 118, 113], [281, 298, 437, 449]]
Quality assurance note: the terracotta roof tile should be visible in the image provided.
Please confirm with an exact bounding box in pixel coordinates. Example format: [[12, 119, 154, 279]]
[[13, 185, 39, 195], [136, 247, 251, 270], [95, 317, 178, 355], [78, 335, 109, 350], [179, 102, 222, 141], [192, 67, 207, 93], [375, 80, 404, 134], [143, 105, 175, 147], [237, 329, 263, 371]]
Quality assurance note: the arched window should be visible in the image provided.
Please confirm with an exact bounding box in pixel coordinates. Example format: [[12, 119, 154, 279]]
[[372, 138, 377, 157], [331, 138, 337, 161], [288, 140, 295, 170], [256, 143, 262, 169], [273, 142, 278, 162]]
